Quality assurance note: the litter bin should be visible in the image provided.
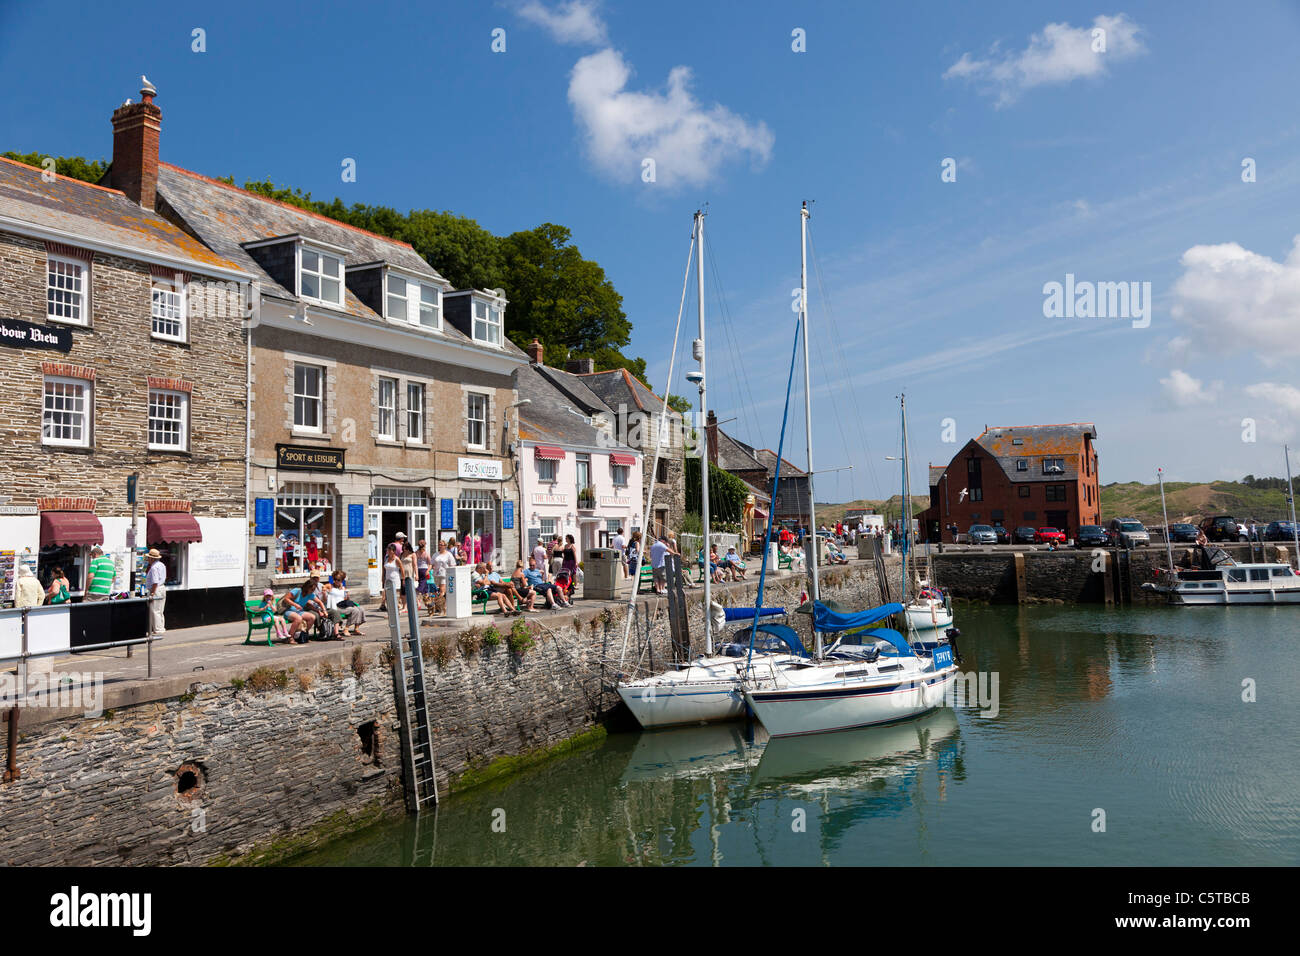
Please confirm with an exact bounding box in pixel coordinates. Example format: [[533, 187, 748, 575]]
[[584, 548, 619, 600], [446, 564, 473, 619], [856, 536, 874, 560]]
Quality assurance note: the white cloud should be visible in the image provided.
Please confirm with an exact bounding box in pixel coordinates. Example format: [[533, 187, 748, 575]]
[[1159, 369, 1221, 406], [1170, 236, 1300, 362], [1244, 382, 1300, 416], [944, 14, 1146, 107], [567, 48, 774, 189], [516, 0, 607, 45]]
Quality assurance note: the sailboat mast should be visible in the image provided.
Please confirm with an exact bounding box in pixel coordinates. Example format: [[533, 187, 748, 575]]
[[800, 202, 821, 653], [901, 394, 910, 603], [1287, 445, 1300, 571], [1158, 467, 1175, 572], [695, 209, 712, 655]]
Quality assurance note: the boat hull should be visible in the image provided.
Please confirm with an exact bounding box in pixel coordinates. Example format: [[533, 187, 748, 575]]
[[744, 667, 957, 738], [904, 603, 953, 630], [617, 678, 746, 728]]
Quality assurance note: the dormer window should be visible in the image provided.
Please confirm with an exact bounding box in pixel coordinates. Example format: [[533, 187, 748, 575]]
[[419, 283, 440, 329], [301, 247, 343, 306], [386, 274, 409, 321], [473, 299, 502, 346]]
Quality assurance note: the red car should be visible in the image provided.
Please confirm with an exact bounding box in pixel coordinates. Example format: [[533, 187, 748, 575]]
[[1034, 527, 1066, 544]]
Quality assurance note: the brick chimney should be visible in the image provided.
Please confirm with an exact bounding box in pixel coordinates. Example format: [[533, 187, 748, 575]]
[[527, 339, 544, 365], [564, 358, 595, 374], [706, 409, 718, 467], [110, 77, 162, 210]]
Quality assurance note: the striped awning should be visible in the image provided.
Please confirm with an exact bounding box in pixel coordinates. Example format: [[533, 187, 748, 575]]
[[39, 511, 104, 547], [610, 453, 637, 467], [535, 445, 565, 461]]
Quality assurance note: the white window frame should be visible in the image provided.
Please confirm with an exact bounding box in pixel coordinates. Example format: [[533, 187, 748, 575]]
[[42, 376, 92, 448], [406, 382, 424, 444], [377, 377, 397, 440], [150, 276, 187, 341], [147, 388, 189, 451], [467, 393, 487, 448], [300, 246, 344, 307], [418, 283, 441, 330], [539, 517, 557, 538], [473, 298, 502, 346], [47, 254, 89, 326], [386, 273, 409, 322], [537, 458, 557, 483], [611, 462, 629, 487], [294, 363, 324, 433]]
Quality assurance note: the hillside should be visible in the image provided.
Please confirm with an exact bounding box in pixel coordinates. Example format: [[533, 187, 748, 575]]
[[814, 496, 930, 527], [1099, 481, 1294, 526]]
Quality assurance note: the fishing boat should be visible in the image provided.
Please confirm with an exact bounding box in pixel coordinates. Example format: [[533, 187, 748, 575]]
[[1142, 461, 1300, 605]]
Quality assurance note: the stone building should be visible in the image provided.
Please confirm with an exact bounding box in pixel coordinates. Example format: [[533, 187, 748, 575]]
[[155, 166, 528, 596], [706, 412, 810, 531], [575, 360, 686, 537], [917, 423, 1101, 542], [0, 83, 253, 624], [516, 357, 642, 558]]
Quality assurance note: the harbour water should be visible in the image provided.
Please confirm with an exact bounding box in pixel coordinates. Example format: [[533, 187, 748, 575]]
[[287, 604, 1299, 866]]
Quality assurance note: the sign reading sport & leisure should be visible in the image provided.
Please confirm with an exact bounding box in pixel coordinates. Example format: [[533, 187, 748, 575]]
[[276, 444, 346, 473], [0, 318, 73, 353]]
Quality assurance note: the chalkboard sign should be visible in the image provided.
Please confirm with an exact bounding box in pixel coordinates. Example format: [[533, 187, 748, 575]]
[[347, 503, 364, 538], [440, 498, 454, 530], [503, 501, 514, 530], [254, 498, 274, 536]]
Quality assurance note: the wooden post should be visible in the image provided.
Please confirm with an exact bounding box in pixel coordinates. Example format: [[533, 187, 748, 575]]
[[1103, 551, 1114, 606], [1013, 551, 1027, 604]]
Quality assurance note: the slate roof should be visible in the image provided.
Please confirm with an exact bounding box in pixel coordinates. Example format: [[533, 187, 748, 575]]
[[578, 367, 667, 415], [516, 363, 636, 452], [713, 428, 765, 472], [928, 465, 946, 488], [156, 163, 528, 359], [0, 156, 242, 273], [974, 423, 1097, 484]]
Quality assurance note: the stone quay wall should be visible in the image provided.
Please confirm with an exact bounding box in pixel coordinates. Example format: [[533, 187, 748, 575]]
[[0, 562, 891, 866]]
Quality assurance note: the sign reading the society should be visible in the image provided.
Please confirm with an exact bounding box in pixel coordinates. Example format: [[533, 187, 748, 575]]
[[458, 457, 502, 480], [276, 444, 345, 473], [0, 317, 72, 352]]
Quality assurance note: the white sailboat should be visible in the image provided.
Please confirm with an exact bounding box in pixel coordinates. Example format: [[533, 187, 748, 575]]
[[895, 394, 955, 634], [616, 210, 806, 729], [741, 204, 959, 738]]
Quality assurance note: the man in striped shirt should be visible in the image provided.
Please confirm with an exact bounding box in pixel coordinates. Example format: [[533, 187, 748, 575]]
[[85, 545, 116, 601]]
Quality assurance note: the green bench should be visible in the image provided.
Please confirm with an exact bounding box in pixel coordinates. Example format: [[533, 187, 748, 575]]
[[243, 600, 276, 646]]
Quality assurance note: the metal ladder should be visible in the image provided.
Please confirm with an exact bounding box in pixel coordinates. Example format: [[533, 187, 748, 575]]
[[387, 578, 438, 812]]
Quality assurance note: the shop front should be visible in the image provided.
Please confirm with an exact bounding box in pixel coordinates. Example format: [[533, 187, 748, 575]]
[[366, 486, 430, 592]]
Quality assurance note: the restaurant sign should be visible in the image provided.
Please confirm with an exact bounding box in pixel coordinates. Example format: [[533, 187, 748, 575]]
[[276, 443, 345, 473], [0, 318, 72, 353]]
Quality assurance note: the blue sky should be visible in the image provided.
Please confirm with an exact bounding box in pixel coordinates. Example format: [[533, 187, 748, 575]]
[[3, 1, 1299, 501]]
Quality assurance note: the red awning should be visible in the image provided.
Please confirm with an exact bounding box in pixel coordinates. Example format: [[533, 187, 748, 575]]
[[535, 445, 566, 461], [40, 511, 104, 547], [753, 506, 768, 520], [610, 453, 637, 467], [147, 511, 203, 544]]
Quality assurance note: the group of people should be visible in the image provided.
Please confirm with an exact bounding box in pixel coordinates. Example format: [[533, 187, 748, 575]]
[[251, 569, 366, 644], [380, 533, 461, 615], [12, 545, 174, 635], [471, 555, 574, 614]]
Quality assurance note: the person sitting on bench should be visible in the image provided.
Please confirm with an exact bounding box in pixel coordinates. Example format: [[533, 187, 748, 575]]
[[523, 555, 569, 609], [473, 562, 517, 615]]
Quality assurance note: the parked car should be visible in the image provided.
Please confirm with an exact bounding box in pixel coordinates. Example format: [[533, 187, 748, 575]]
[[1075, 525, 1110, 547], [994, 525, 1011, 544], [1264, 520, 1299, 542], [968, 524, 998, 545], [1107, 517, 1150, 548], [1198, 515, 1243, 543], [1167, 523, 1200, 543], [1034, 527, 1066, 545], [1012, 526, 1037, 545]]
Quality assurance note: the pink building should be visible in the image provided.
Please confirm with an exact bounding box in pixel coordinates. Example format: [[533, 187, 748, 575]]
[[517, 362, 643, 557]]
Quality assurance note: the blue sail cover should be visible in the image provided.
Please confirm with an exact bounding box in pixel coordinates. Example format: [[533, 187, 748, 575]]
[[725, 606, 785, 621], [812, 602, 913, 657]]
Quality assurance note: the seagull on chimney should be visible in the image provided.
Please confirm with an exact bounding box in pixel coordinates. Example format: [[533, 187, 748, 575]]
[[141, 75, 156, 96]]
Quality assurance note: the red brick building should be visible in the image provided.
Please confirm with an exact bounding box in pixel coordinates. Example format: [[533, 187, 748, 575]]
[[918, 423, 1100, 542]]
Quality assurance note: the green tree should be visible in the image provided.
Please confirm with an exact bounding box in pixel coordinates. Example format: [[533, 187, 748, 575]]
[[3, 152, 107, 183], [666, 394, 693, 415]]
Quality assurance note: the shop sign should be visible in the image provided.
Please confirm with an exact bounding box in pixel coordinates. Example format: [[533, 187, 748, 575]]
[[0, 317, 72, 353], [458, 457, 502, 480], [599, 495, 630, 507], [0, 505, 37, 515], [254, 498, 275, 535], [347, 504, 365, 538], [276, 444, 345, 473], [531, 493, 566, 506], [503, 501, 514, 529], [197, 550, 241, 571], [440, 498, 454, 530]]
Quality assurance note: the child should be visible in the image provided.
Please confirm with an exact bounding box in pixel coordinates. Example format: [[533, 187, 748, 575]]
[[254, 587, 289, 642]]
